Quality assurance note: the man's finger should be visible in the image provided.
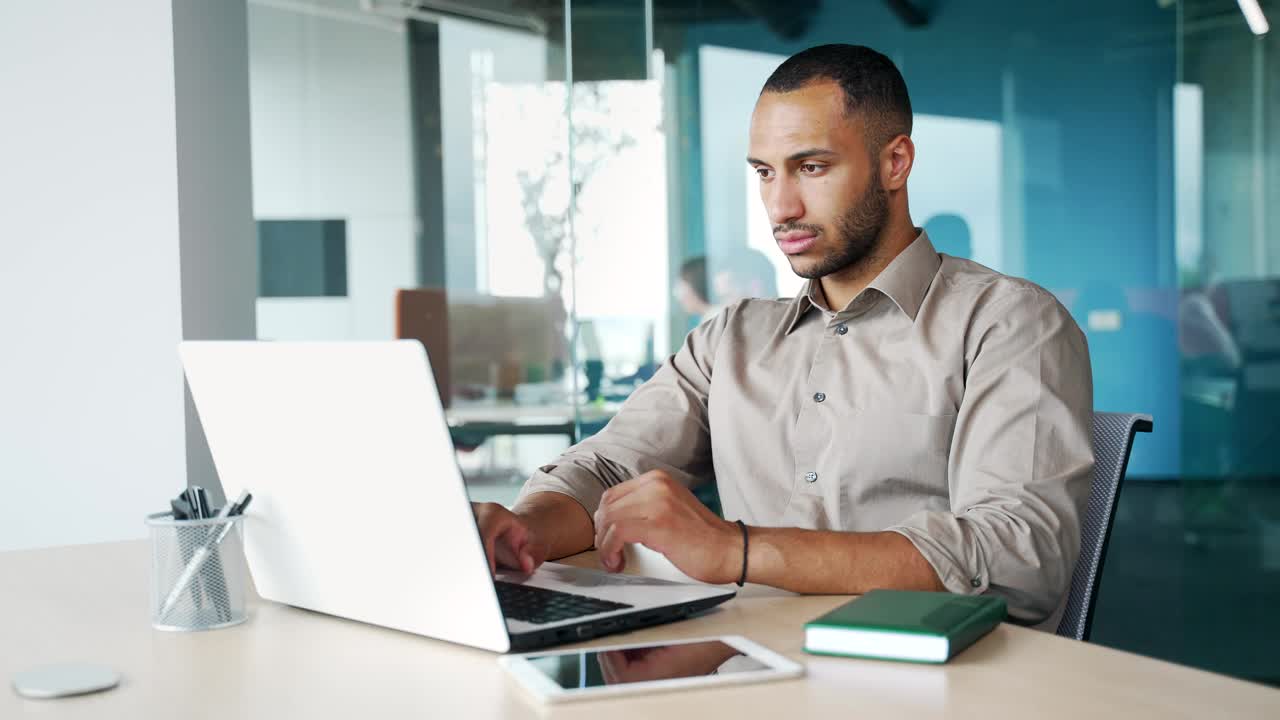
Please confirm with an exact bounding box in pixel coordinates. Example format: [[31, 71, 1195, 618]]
[[593, 504, 608, 550], [595, 487, 664, 564], [599, 470, 668, 509], [506, 525, 535, 574], [482, 513, 530, 572], [595, 479, 660, 531], [597, 523, 624, 572], [492, 523, 529, 571], [598, 485, 659, 534], [599, 520, 646, 573], [599, 519, 637, 564], [505, 521, 529, 555]]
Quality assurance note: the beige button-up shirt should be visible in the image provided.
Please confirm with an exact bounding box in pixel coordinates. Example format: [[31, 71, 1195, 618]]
[[520, 231, 1095, 626]]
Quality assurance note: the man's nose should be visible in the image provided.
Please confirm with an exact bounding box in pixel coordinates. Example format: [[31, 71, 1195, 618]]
[[765, 177, 804, 226]]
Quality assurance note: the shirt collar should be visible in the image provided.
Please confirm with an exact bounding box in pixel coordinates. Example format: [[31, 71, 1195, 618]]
[[782, 280, 823, 335], [784, 229, 942, 334]]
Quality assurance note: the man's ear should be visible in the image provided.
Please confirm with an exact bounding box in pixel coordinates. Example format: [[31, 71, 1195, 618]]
[[881, 134, 915, 191]]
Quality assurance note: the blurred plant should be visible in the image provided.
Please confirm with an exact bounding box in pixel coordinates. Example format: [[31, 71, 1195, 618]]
[[513, 83, 637, 299]]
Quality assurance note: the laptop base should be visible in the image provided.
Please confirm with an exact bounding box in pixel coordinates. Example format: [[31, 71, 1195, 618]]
[[507, 594, 734, 652]]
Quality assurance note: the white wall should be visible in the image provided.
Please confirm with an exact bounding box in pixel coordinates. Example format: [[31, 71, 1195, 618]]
[[0, 0, 256, 550], [248, 0, 416, 340]]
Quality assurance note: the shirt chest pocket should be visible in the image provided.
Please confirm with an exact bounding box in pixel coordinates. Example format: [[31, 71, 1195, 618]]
[[828, 410, 956, 530]]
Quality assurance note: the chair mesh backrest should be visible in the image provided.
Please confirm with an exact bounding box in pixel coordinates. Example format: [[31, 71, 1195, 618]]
[[1056, 412, 1153, 641]]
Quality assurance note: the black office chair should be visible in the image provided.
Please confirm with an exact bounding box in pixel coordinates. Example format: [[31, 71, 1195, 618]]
[[1056, 412, 1154, 641]]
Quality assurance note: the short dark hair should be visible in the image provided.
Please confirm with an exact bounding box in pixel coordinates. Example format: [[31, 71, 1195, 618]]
[[761, 44, 912, 153], [679, 256, 709, 305]]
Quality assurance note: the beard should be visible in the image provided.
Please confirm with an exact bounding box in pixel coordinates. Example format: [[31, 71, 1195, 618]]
[[784, 173, 889, 280]]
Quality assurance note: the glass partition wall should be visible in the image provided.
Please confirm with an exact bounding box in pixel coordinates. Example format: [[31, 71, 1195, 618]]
[[246, 0, 1279, 685], [247, 0, 577, 504]]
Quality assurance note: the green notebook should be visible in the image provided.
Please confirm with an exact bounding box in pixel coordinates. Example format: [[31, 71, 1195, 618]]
[[804, 590, 1006, 664]]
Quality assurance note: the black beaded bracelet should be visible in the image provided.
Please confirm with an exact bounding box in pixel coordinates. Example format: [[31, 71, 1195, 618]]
[[735, 519, 749, 587]]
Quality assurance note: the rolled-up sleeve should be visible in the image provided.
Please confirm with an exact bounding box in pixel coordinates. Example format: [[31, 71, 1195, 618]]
[[516, 309, 728, 518], [888, 288, 1095, 624]]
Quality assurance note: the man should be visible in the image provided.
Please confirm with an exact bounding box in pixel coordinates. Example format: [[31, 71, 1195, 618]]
[[473, 44, 1094, 628]]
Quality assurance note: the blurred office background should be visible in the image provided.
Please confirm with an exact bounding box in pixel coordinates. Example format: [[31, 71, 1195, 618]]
[[4, 0, 1279, 688]]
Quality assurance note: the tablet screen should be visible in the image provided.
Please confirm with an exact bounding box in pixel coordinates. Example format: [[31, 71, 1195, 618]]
[[524, 640, 770, 689]]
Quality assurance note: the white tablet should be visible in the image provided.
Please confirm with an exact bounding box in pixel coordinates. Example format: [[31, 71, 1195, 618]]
[[498, 635, 804, 704]]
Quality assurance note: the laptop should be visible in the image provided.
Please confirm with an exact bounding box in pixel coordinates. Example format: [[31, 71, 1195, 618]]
[[179, 340, 734, 652]]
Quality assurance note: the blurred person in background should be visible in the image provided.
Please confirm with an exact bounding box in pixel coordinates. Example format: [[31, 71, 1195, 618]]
[[674, 256, 715, 323], [713, 248, 780, 305]]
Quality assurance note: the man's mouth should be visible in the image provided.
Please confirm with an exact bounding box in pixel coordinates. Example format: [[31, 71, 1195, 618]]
[[776, 232, 817, 255]]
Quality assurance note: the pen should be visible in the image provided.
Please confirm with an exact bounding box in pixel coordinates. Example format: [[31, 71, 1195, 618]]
[[230, 493, 253, 516], [184, 487, 216, 605], [159, 490, 250, 621], [207, 492, 252, 622], [169, 495, 204, 608]]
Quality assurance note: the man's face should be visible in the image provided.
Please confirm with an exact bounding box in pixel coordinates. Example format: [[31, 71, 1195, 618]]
[[747, 81, 889, 280]]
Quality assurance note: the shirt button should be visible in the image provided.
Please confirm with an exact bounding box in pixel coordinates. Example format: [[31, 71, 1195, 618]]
[[813, 392, 826, 403], [805, 471, 818, 483], [836, 324, 848, 335]]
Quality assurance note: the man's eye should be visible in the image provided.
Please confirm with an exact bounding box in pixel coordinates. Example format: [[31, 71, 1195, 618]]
[[800, 163, 823, 173], [755, 168, 772, 179]]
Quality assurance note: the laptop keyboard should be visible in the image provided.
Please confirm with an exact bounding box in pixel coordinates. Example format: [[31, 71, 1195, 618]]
[[495, 581, 634, 625]]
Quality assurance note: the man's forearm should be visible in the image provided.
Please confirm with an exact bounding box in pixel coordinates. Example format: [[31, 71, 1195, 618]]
[[513, 491, 595, 560], [745, 527, 945, 594]]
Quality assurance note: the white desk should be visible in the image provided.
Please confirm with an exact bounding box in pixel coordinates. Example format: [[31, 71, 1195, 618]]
[[2, 542, 1278, 719]]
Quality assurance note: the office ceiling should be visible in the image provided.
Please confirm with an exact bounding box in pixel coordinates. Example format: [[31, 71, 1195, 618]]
[[403, 0, 823, 40]]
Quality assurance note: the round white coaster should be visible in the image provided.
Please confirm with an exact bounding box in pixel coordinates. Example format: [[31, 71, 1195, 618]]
[[11, 663, 120, 699]]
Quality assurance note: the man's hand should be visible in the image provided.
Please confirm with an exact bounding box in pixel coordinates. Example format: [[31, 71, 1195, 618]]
[[472, 502, 549, 576], [593, 471, 741, 584]]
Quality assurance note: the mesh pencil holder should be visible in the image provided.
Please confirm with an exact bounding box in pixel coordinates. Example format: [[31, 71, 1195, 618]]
[[146, 511, 248, 632]]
